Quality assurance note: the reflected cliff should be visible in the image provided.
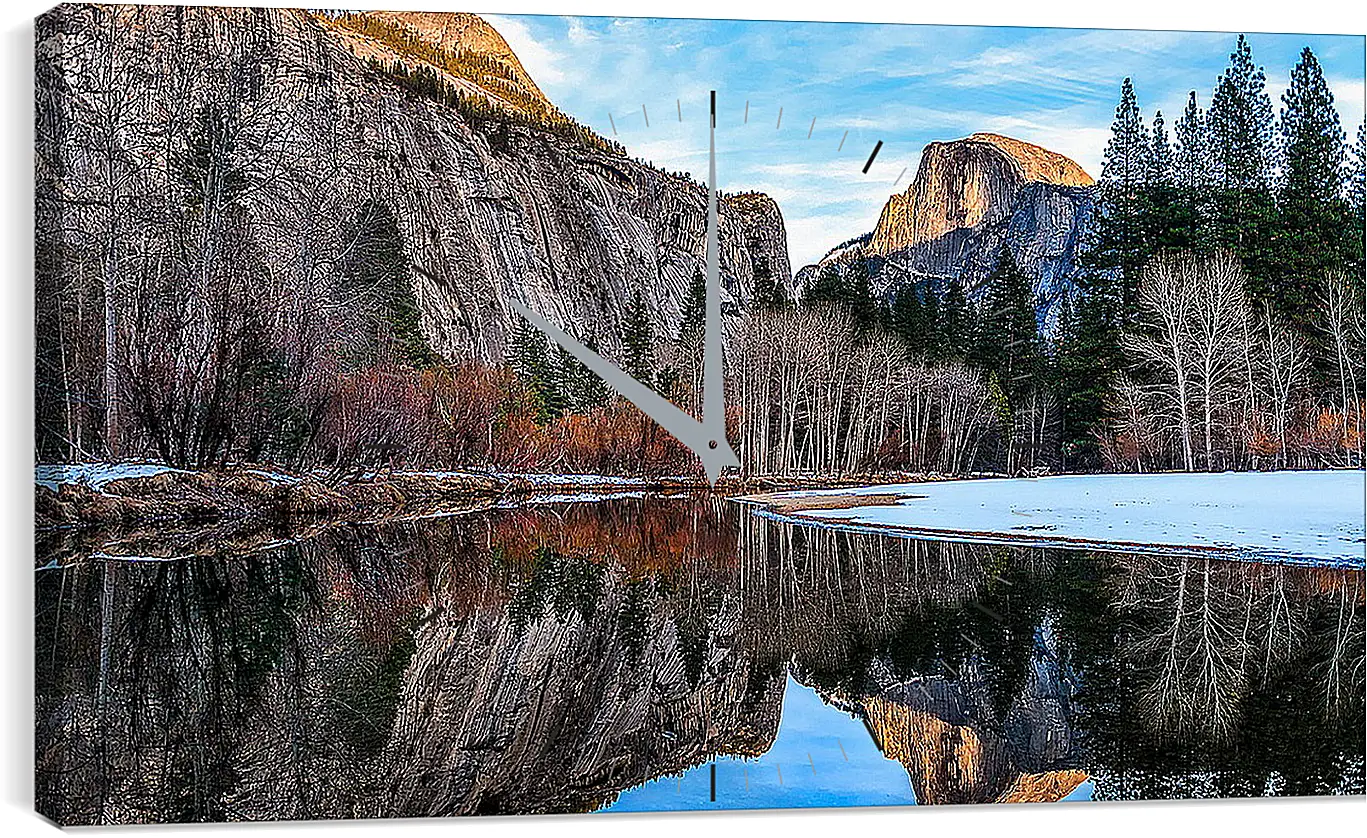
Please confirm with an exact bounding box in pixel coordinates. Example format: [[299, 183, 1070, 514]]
[[35, 496, 1365, 824]]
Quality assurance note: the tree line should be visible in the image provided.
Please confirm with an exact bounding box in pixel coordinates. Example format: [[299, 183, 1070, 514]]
[[763, 35, 1366, 477], [1064, 37, 1365, 471], [34, 9, 1364, 480]]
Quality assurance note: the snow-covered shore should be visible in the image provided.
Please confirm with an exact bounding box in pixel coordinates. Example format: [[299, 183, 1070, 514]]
[[742, 471, 1366, 567]]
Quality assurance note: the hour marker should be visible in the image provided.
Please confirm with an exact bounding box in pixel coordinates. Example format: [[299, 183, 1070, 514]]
[[807, 117, 816, 138], [608, 113, 617, 135], [677, 98, 681, 121], [642, 104, 649, 127], [862, 140, 883, 173], [837, 738, 848, 761], [838, 129, 848, 151], [710, 762, 716, 801], [892, 166, 907, 187], [776, 107, 783, 129], [744, 100, 749, 123]]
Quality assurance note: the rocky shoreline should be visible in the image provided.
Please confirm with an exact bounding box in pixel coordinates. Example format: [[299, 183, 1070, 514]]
[[33, 465, 951, 531]]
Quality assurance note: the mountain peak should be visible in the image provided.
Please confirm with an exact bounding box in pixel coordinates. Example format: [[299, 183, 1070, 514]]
[[963, 133, 1094, 188], [869, 132, 1093, 256], [360, 11, 549, 107], [319, 11, 555, 122]]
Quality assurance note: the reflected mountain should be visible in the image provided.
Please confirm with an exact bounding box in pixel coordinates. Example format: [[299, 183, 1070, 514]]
[[35, 496, 1365, 824]]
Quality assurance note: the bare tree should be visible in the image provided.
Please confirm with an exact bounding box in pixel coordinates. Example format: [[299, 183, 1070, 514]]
[[1123, 253, 1200, 470], [1256, 304, 1311, 468], [1320, 270, 1366, 464], [1187, 252, 1250, 470]]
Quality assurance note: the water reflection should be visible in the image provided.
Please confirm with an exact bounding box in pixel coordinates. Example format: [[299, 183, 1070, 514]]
[[35, 496, 1365, 824]]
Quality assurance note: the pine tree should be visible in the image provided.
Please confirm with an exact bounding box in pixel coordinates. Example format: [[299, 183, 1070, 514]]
[[804, 263, 846, 307], [338, 199, 438, 368], [554, 338, 608, 413], [1280, 47, 1346, 203], [1206, 35, 1278, 277], [970, 246, 1041, 401], [1101, 78, 1151, 196], [941, 278, 970, 360], [1349, 122, 1367, 212], [1054, 288, 1117, 469], [845, 257, 879, 333], [1208, 34, 1276, 191], [679, 268, 707, 341], [1272, 47, 1354, 330], [889, 284, 927, 356], [921, 285, 944, 356], [1173, 91, 1211, 191], [622, 290, 655, 384], [1145, 108, 1199, 251], [1150, 110, 1173, 184], [1170, 90, 1217, 248], [749, 236, 787, 309], [1087, 77, 1154, 317], [509, 316, 558, 422]]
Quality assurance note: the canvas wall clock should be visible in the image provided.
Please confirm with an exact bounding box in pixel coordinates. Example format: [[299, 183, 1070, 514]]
[[33, 2, 1366, 825]]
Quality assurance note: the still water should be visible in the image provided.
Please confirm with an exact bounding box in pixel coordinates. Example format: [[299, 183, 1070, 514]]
[[34, 494, 1364, 824]]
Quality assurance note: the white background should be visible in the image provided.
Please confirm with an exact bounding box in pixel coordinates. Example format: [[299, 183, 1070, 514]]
[[2, 1, 1364, 835]]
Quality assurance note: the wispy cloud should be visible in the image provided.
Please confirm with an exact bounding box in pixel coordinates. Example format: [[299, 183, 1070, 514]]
[[481, 14, 568, 86], [488, 14, 1365, 271]]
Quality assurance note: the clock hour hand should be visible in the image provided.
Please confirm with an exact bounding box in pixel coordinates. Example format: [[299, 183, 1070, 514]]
[[507, 298, 738, 483]]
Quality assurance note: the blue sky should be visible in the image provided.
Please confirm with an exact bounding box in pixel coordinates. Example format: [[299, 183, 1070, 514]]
[[603, 675, 922, 812], [484, 14, 1365, 268]]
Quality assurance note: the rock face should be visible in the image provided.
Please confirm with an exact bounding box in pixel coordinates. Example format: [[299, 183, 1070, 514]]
[[800, 132, 1097, 332], [335, 10, 551, 110], [851, 627, 1085, 806], [870, 132, 1093, 257], [35, 6, 794, 364]]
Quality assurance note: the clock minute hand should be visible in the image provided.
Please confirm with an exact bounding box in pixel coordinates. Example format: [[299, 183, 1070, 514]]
[[703, 90, 723, 439], [506, 298, 736, 480], [698, 91, 740, 484]]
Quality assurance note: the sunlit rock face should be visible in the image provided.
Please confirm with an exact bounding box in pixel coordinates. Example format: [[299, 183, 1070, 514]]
[[869, 133, 1094, 257], [851, 626, 1086, 805], [36, 6, 794, 365], [330, 11, 553, 113], [799, 133, 1097, 333]]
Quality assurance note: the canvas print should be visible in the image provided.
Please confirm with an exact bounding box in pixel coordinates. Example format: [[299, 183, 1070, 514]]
[[33, 4, 1366, 824]]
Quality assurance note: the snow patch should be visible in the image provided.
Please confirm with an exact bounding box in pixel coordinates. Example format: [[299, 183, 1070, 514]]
[[34, 462, 189, 492], [749, 471, 1366, 567]]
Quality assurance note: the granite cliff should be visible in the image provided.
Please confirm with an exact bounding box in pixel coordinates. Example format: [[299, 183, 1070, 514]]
[[35, 5, 794, 365], [799, 132, 1097, 331]]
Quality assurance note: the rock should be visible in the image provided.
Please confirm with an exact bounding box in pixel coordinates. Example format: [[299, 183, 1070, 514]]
[[800, 132, 1098, 333], [870, 132, 1093, 257], [35, 6, 795, 366]]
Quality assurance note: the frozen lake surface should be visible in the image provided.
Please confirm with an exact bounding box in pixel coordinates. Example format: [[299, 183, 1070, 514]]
[[747, 470, 1366, 567]]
